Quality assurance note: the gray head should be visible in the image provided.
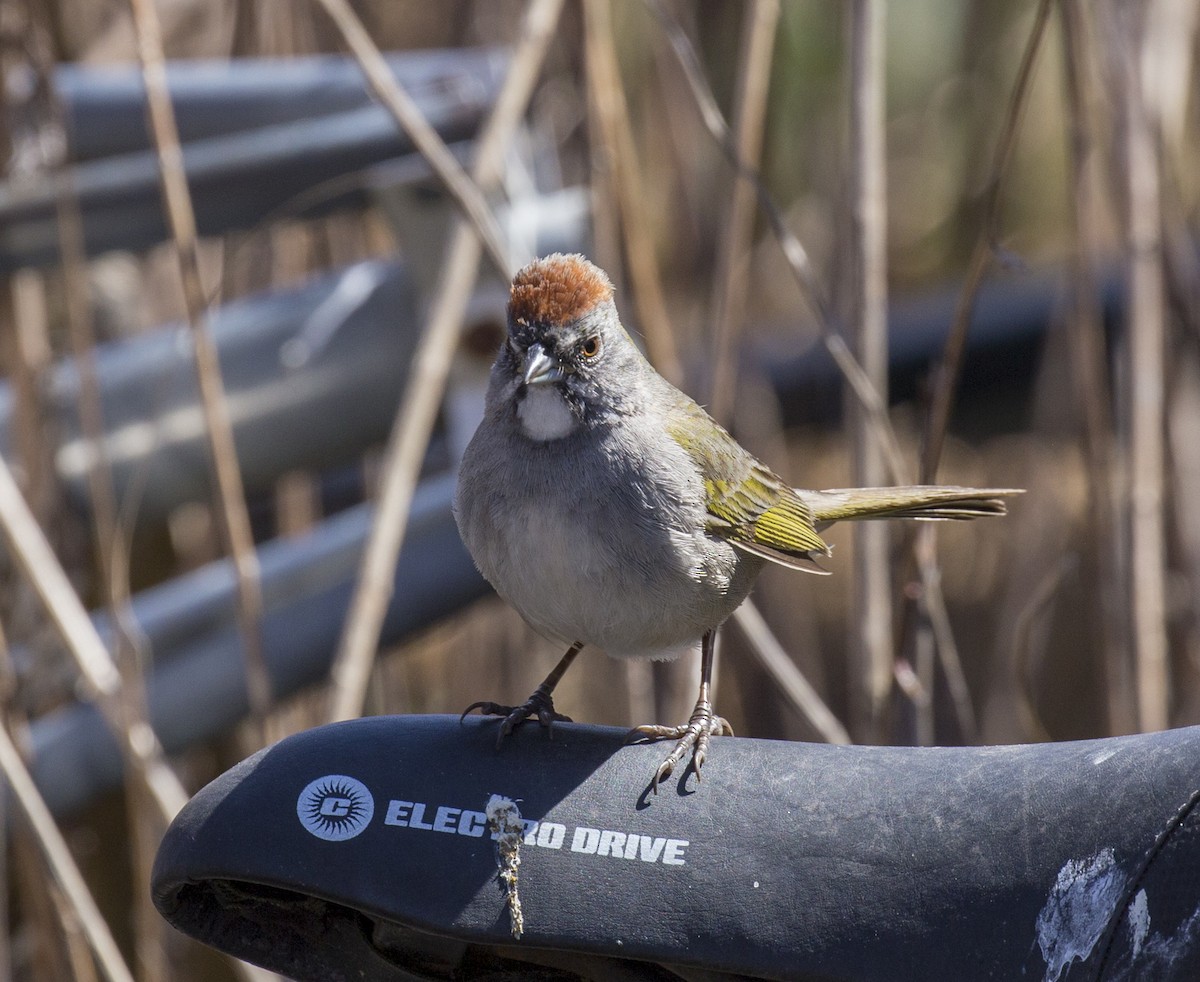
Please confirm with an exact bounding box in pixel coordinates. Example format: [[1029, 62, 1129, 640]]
[[490, 254, 648, 440]]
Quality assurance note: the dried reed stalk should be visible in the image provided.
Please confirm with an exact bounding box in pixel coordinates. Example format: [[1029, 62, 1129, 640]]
[[0, 453, 189, 819], [708, 0, 779, 424], [1058, 0, 1135, 734], [328, 0, 565, 722], [917, 0, 1053, 482], [846, 0, 891, 743], [13, 6, 171, 971], [896, 0, 1051, 744], [583, 0, 683, 385], [127, 0, 272, 724], [310, 0, 512, 275], [646, 0, 906, 483], [60, 125, 169, 982], [1012, 556, 1076, 742], [733, 601, 851, 744], [1108, 1, 1169, 732], [0, 274, 54, 517], [0, 721, 135, 982]]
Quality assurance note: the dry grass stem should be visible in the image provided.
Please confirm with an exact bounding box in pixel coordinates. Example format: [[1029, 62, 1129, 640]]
[[732, 602, 851, 744], [1059, 0, 1134, 733], [585, 0, 690, 715], [9, 10, 171, 969], [13, 825, 71, 981], [918, 0, 1053, 484], [0, 722, 135, 982], [127, 0, 272, 724], [708, 0, 779, 423], [916, 549, 977, 742], [1013, 556, 1078, 742], [584, 0, 683, 385], [890, 0, 1049, 741], [54, 890, 102, 982], [1109, 2, 1169, 732], [310, 0, 514, 276], [0, 452, 188, 820], [329, 0, 565, 722], [645, 0, 907, 482], [846, 0, 892, 743], [1, 273, 55, 517], [40, 53, 170, 982]]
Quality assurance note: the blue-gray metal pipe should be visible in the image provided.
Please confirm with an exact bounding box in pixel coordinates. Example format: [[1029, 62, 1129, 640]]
[[56, 50, 505, 162], [0, 185, 588, 522], [0, 50, 506, 269], [0, 258, 421, 522], [29, 474, 487, 817]]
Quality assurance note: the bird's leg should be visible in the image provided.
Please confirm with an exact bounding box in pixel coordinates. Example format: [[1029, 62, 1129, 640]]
[[462, 642, 583, 747], [630, 629, 733, 793]]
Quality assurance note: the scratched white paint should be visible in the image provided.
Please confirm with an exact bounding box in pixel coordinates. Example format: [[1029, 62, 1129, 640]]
[[1035, 848, 1127, 982], [1114, 902, 1200, 980], [1128, 889, 1150, 961]]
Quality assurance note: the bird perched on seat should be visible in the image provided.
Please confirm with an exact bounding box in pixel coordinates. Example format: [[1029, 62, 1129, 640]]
[[455, 253, 1019, 792]]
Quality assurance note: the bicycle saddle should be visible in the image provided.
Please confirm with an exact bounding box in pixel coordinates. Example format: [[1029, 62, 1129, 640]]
[[152, 714, 1200, 981]]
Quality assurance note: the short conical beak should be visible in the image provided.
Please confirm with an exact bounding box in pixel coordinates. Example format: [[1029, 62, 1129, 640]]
[[522, 343, 562, 386]]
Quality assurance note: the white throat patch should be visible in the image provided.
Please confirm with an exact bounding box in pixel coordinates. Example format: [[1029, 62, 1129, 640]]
[[518, 385, 577, 441]]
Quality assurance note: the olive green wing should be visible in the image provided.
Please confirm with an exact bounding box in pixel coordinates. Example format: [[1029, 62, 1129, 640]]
[[667, 407, 832, 574]]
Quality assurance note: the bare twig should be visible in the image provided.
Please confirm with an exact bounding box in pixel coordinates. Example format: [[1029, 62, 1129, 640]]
[[1013, 556, 1077, 742], [309, 0, 512, 276], [645, 0, 907, 482], [1058, 0, 1135, 734], [916, 553, 977, 742], [1169, 352, 1200, 700], [0, 452, 188, 820], [708, 0, 779, 423], [13, 823, 72, 981], [918, 0, 1053, 483], [1107, 0, 1168, 732], [0, 624, 12, 980], [732, 601, 850, 744], [328, 0, 565, 722], [584, 0, 683, 385], [28, 8, 168, 971], [0, 721, 135, 982], [128, 0, 272, 723], [845, 0, 891, 743], [892, 0, 1050, 743], [53, 888, 103, 982], [0, 274, 55, 518]]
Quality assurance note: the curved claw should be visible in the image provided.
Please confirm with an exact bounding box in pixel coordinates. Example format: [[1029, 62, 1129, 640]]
[[651, 754, 679, 796], [535, 705, 573, 732], [460, 692, 572, 748], [460, 701, 504, 724], [634, 703, 732, 794]]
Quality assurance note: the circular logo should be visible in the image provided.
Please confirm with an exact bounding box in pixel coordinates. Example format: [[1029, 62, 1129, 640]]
[[296, 775, 374, 841]]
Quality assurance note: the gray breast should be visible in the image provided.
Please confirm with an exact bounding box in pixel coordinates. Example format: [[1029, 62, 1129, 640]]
[[456, 415, 763, 659]]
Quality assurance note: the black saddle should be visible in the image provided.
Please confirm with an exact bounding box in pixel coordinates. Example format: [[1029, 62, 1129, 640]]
[[151, 714, 1200, 981]]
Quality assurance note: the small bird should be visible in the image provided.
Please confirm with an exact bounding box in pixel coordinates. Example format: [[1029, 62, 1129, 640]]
[[455, 254, 1019, 791]]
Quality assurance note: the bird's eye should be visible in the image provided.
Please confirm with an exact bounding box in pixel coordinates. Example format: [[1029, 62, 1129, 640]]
[[580, 336, 602, 359]]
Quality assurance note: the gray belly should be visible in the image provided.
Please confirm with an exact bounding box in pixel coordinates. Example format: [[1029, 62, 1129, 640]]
[[455, 425, 762, 660]]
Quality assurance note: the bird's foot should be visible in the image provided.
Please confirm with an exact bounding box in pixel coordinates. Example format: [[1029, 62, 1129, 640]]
[[461, 686, 572, 748], [629, 701, 733, 794]]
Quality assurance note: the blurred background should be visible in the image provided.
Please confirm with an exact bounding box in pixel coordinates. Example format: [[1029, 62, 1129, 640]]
[[0, 0, 1196, 977]]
